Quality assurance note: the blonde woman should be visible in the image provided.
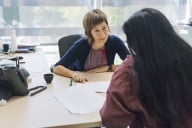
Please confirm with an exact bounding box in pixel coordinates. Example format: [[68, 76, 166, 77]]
[[53, 9, 129, 82]]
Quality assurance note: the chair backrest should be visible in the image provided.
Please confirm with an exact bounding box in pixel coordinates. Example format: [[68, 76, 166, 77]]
[[58, 34, 83, 58], [50, 34, 83, 72]]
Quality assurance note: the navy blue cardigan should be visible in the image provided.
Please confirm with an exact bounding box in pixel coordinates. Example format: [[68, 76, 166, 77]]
[[55, 35, 130, 71]]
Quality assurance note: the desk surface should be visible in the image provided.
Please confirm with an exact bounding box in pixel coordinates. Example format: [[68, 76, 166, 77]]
[[0, 51, 113, 128]]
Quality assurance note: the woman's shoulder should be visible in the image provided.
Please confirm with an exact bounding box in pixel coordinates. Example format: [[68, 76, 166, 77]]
[[74, 37, 89, 46], [107, 35, 124, 46], [112, 55, 134, 77], [108, 35, 123, 41], [120, 55, 134, 69]]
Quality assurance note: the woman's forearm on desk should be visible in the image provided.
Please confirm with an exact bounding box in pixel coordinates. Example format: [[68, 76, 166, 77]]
[[112, 65, 119, 72], [53, 65, 87, 82], [53, 65, 74, 78]]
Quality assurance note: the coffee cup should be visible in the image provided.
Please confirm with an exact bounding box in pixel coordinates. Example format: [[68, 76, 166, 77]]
[[44, 73, 54, 84]]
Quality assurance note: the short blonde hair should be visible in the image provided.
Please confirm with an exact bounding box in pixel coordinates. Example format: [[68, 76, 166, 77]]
[[83, 9, 109, 44]]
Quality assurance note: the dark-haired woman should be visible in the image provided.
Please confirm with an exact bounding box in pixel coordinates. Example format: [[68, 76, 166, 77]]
[[100, 8, 192, 128]]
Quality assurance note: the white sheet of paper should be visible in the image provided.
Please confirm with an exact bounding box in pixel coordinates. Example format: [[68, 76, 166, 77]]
[[0, 59, 15, 66], [76, 81, 110, 93], [55, 86, 105, 114]]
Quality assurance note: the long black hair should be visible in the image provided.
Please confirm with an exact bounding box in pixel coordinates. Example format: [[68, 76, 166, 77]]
[[123, 8, 192, 127]]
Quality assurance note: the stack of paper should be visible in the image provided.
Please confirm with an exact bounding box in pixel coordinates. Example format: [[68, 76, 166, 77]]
[[55, 86, 105, 114]]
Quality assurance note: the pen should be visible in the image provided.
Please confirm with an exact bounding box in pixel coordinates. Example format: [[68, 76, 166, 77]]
[[70, 79, 73, 86], [30, 86, 47, 96]]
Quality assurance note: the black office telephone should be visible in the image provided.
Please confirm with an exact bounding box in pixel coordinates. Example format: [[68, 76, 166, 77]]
[[0, 57, 47, 101], [0, 65, 29, 96], [0, 58, 29, 100]]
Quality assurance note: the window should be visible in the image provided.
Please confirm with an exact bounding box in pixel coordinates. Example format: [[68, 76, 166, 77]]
[[0, 0, 190, 46], [0, 0, 93, 46], [102, 0, 190, 39]]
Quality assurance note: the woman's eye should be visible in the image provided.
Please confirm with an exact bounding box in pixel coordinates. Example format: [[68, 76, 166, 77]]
[[103, 27, 108, 31], [95, 30, 99, 32]]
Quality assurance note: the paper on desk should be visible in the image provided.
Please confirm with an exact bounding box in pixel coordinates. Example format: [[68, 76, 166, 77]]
[[0, 59, 15, 66], [55, 86, 104, 115], [76, 81, 110, 93]]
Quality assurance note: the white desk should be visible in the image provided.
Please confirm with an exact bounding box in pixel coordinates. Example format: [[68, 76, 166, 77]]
[[0, 51, 113, 128]]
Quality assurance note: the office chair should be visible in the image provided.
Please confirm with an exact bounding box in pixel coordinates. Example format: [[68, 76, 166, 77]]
[[58, 34, 83, 58], [50, 34, 83, 72]]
